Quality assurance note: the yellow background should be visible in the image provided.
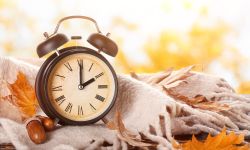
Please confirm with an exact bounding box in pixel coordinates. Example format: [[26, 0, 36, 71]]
[[0, 0, 250, 93]]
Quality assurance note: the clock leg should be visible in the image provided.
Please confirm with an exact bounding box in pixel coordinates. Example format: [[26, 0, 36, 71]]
[[101, 117, 109, 124], [53, 118, 60, 126]]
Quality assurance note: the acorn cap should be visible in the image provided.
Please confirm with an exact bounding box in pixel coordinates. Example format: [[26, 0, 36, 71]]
[[37, 33, 69, 58]]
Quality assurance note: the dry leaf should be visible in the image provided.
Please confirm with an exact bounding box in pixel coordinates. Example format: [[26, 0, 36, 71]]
[[131, 66, 193, 88], [173, 128, 250, 150], [158, 65, 194, 87], [131, 67, 174, 85], [132, 65, 230, 112], [132, 65, 194, 90], [106, 111, 157, 148], [165, 88, 230, 112], [7, 71, 38, 120]]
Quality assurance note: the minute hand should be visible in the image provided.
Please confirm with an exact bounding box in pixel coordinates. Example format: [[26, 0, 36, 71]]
[[81, 78, 95, 88], [77, 59, 84, 85]]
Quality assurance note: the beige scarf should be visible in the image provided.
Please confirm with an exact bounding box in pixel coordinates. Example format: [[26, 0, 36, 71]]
[[0, 56, 249, 149]]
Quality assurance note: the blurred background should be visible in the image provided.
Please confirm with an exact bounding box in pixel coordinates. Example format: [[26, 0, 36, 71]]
[[0, 0, 250, 93]]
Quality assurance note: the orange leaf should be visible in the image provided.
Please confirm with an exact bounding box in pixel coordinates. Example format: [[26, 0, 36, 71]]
[[173, 128, 249, 150], [7, 72, 38, 120]]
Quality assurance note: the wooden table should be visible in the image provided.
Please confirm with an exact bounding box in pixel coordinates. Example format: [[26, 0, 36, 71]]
[[0, 143, 15, 150]]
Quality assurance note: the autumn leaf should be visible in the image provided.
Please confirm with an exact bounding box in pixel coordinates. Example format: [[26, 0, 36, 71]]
[[172, 128, 249, 150], [131, 67, 174, 86], [132, 65, 229, 112], [159, 65, 194, 88], [106, 111, 157, 148], [131, 65, 194, 89], [165, 88, 230, 112], [7, 72, 38, 120]]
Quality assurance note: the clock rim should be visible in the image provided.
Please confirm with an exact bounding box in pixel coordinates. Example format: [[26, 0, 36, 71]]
[[35, 46, 118, 125]]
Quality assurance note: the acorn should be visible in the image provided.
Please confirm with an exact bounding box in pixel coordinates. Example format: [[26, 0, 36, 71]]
[[26, 118, 46, 144], [36, 115, 55, 131]]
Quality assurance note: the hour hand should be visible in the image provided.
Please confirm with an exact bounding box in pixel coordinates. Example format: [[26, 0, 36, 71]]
[[81, 78, 95, 88]]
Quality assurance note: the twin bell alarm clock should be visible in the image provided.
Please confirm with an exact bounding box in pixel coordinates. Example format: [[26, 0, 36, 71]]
[[35, 16, 118, 125]]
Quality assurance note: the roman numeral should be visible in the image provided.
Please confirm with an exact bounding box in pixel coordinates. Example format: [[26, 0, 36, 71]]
[[89, 103, 96, 110], [55, 95, 65, 105], [95, 94, 105, 102], [78, 105, 83, 116], [77, 59, 83, 67], [65, 103, 73, 113], [52, 86, 62, 91], [95, 72, 104, 79], [55, 74, 65, 78], [88, 63, 94, 72], [64, 62, 73, 71], [98, 85, 108, 89]]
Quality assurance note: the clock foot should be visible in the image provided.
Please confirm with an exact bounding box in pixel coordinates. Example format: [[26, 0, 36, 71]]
[[101, 117, 109, 124]]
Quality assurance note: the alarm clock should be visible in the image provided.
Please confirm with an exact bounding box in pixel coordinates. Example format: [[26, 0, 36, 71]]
[[35, 16, 118, 125]]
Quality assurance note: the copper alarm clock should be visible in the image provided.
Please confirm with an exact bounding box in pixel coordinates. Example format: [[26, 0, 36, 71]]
[[35, 16, 118, 125]]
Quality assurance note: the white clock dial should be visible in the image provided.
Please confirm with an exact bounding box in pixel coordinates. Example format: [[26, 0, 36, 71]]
[[47, 53, 116, 121]]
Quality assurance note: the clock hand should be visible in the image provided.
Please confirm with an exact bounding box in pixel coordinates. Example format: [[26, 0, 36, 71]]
[[81, 78, 95, 88], [78, 59, 84, 89]]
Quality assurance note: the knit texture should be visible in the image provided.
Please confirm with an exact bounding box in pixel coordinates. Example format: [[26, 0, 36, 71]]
[[0, 57, 250, 150]]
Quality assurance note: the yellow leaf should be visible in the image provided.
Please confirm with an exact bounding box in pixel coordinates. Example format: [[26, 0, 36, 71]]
[[173, 128, 250, 150], [7, 72, 38, 120], [218, 131, 243, 148]]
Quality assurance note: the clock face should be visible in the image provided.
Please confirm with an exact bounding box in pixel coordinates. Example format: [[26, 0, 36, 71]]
[[46, 52, 116, 122]]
